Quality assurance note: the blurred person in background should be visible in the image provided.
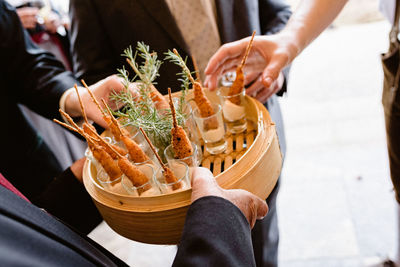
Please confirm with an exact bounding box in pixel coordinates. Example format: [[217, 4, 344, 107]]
[[205, 0, 400, 266], [69, 1, 291, 265], [0, 0, 134, 234], [7, 0, 88, 185]]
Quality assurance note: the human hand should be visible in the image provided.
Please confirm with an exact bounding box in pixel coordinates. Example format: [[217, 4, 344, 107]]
[[191, 167, 268, 228], [70, 157, 86, 183], [246, 71, 284, 103], [43, 11, 61, 34], [204, 33, 298, 91], [16, 7, 39, 29], [65, 75, 138, 128]]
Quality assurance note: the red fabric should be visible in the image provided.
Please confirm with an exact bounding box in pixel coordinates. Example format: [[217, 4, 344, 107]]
[[0, 173, 30, 203], [31, 31, 72, 71]]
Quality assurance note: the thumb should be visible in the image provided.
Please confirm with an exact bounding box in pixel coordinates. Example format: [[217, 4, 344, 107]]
[[255, 196, 269, 220], [261, 53, 289, 88]]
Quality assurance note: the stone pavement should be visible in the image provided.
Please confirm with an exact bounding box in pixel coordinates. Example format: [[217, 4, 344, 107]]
[[88, 20, 398, 267], [278, 20, 397, 266]]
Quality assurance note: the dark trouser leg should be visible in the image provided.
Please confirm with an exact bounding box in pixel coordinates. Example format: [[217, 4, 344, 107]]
[[251, 95, 285, 267], [252, 178, 280, 267]]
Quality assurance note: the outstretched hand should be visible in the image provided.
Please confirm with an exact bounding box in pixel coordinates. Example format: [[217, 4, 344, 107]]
[[65, 75, 138, 128], [204, 34, 298, 99], [191, 167, 268, 228]]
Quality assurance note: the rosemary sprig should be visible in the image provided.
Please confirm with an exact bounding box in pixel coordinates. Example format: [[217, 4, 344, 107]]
[[110, 44, 191, 159], [164, 49, 197, 114]]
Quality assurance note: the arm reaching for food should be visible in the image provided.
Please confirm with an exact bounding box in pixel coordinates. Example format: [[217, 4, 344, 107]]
[[62, 75, 139, 129], [204, 0, 348, 91]]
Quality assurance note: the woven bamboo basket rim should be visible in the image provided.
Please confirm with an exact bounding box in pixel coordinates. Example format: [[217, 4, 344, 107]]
[[82, 89, 282, 244], [84, 92, 276, 207]]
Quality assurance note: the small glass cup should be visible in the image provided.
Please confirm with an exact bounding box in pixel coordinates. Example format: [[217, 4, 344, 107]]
[[193, 103, 227, 155], [96, 167, 126, 194], [164, 142, 201, 167], [217, 86, 247, 134], [173, 97, 201, 146], [121, 164, 161, 197], [155, 161, 190, 194]]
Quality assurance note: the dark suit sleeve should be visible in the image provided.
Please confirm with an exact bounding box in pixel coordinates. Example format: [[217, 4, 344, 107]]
[[259, 0, 292, 96], [69, 0, 116, 84], [34, 167, 103, 235], [0, 1, 78, 119], [173, 196, 256, 267], [259, 0, 291, 35]]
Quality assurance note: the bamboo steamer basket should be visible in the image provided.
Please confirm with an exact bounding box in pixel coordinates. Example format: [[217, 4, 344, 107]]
[[83, 89, 282, 244]]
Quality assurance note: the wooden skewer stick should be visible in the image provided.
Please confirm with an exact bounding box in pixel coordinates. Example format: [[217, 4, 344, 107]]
[[54, 118, 83, 135], [139, 127, 182, 190], [139, 127, 166, 171], [239, 30, 256, 69], [73, 84, 90, 125], [101, 98, 123, 136], [81, 79, 107, 116], [53, 119, 99, 144], [168, 88, 178, 129], [191, 55, 201, 83], [83, 125, 128, 159], [59, 109, 83, 131]]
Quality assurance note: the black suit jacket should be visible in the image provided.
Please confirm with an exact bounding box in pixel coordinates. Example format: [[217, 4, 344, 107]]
[[0, 1, 102, 234], [0, 185, 256, 266], [69, 0, 290, 155]]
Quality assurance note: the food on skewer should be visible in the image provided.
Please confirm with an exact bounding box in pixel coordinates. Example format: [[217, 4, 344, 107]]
[[228, 30, 256, 105], [168, 88, 193, 159], [170, 49, 218, 130], [89, 139, 123, 181], [83, 124, 128, 160], [55, 114, 153, 195], [172, 49, 214, 117], [99, 138, 151, 194], [54, 117, 123, 181], [139, 128, 182, 191], [81, 79, 129, 140], [102, 99, 149, 163]]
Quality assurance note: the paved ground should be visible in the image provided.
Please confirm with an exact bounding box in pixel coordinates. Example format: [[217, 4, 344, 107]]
[[278, 20, 397, 266], [88, 19, 398, 267]]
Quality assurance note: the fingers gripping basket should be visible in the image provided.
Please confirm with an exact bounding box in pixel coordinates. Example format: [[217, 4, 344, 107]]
[[82, 90, 282, 244]]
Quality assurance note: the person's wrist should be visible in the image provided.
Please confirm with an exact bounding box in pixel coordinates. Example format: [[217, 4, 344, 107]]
[[64, 86, 84, 117], [276, 30, 302, 63], [70, 158, 86, 183]]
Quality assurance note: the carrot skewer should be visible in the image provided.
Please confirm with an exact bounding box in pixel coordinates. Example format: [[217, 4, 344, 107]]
[[54, 118, 122, 181], [101, 99, 149, 163], [172, 49, 218, 130], [228, 30, 256, 104], [98, 136, 150, 190], [83, 124, 128, 159], [168, 88, 193, 159], [139, 127, 182, 190], [173, 49, 214, 118]]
